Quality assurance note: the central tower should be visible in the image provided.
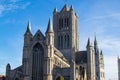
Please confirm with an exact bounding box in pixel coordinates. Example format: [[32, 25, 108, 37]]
[[53, 4, 79, 61]]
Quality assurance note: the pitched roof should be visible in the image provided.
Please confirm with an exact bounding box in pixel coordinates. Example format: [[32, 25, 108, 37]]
[[33, 29, 45, 40]]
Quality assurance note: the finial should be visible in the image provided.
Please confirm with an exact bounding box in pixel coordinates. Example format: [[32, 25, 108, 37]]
[[54, 7, 58, 13], [94, 32, 98, 45], [6, 63, 11, 69], [25, 20, 32, 33], [65, 4, 68, 10], [70, 5, 74, 11], [86, 38, 90, 48], [100, 50, 103, 55], [46, 18, 53, 34], [28, 20, 31, 31]]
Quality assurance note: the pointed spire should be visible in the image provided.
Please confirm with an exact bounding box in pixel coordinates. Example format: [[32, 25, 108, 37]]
[[26, 21, 31, 32], [64, 4, 67, 8], [61, 4, 69, 12], [86, 38, 90, 48], [94, 33, 98, 45], [70, 5, 74, 11], [6, 63, 11, 70], [25, 20, 32, 36], [100, 50, 103, 55], [46, 18, 53, 34], [54, 7, 58, 13]]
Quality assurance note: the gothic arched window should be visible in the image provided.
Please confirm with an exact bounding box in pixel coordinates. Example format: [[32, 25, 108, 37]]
[[32, 43, 44, 80], [58, 36, 60, 47], [64, 35, 67, 48], [59, 19, 61, 30], [61, 36, 63, 49], [67, 35, 70, 48]]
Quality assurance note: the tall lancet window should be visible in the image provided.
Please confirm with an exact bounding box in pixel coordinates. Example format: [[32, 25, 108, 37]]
[[67, 35, 69, 48], [64, 35, 67, 48], [32, 43, 44, 80]]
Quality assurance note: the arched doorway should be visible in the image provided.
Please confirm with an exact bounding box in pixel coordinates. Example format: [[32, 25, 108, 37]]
[[56, 76, 64, 80], [32, 43, 44, 80], [15, 78, 19, 80]]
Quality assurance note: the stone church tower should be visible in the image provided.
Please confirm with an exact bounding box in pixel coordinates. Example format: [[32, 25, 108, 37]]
[[53, 4, 79, 80], [94, 36, 105, 80], [6, 4, 105, 80], [86, 38, 96, 80]]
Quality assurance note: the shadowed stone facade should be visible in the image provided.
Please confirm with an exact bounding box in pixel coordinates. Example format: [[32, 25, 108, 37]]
[[6, 4, 105, 80]]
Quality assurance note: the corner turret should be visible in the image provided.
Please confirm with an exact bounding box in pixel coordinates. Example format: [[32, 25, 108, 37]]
[[45, 18, 54, 80], [6, 63, 11, 80], [70, 5, 74, 11], [86, 38, 91, 48], [24, 21, 32, 35], [100, 50, 103, 56], [61, 4, 69, 12], [94, 35, 99, 54], [24, 21, 33, 46], [53, 7, 58, 13], [86, 38, 96, 80], [45, 18, 54, 34]]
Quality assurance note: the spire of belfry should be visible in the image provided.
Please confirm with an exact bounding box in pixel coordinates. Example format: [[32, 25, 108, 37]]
[[64, 4, 68, 10], [46, 18, 53, 34], [70, 5, 74, 11], [86, 38, 90, 48], [54, 7, 58, 13], [94, 33, 98, 45], [100, 50, 103, 55], [25, 20, 32, 35]]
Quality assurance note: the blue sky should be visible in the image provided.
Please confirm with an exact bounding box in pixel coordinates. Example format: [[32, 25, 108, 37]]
[[0, 0, 120, 80]]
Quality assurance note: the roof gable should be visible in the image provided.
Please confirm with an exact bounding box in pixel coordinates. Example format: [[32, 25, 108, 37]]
[[33, 29, 45, 41]]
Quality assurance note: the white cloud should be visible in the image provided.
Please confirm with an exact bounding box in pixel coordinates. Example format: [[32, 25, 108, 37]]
[[0, 5, 4, 15], [99, 36, 120, 55], [0, 0, 30, 16], [97, 36, 120, 80], [83, 13, 120, 22], [104, 56, 118, 80]]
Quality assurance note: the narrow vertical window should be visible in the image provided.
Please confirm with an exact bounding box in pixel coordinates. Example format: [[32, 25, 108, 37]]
[[64, 35, 67, 48], [59, 19, 61, 30], [67, 18, 69, 27], [58, 36, 60, 48], [64, 18, 67, 28], [61, 36, 63, 49], [67, 35, 69, 48], [61, 19, 63, 28]]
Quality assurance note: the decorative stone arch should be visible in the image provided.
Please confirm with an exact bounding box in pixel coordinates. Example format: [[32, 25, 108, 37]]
[[56, 76, 64, 80], [15, 78, 19, 80], [31, 42, 44, 80], [30, 41, 46, 58], [31, 41, 45, 51]]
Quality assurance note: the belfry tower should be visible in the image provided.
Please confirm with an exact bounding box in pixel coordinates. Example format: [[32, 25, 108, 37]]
[[53, 4, 79, 61]]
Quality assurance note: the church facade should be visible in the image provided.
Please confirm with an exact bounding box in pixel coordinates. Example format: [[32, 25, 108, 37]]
[[6, 5, 105, 80]]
